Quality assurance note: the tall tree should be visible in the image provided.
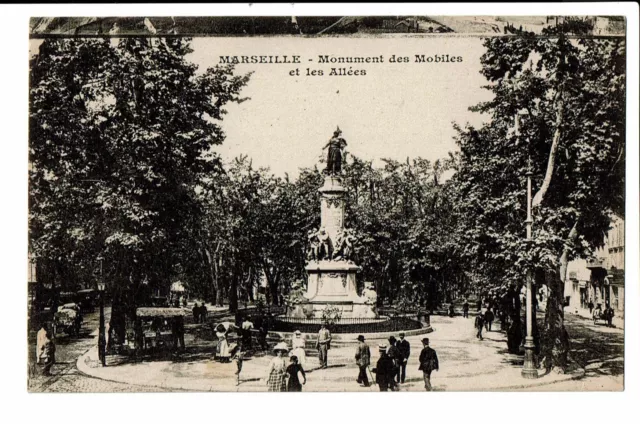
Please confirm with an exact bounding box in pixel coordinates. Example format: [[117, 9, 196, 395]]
[[30, 37, 250, 341], [454, 21, 625, 369]]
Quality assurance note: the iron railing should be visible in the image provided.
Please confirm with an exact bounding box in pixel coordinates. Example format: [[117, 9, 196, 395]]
[[271, 316, 423, 334]]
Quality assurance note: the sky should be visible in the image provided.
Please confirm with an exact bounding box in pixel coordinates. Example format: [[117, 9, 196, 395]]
[[187, 36, 493, 177], [29, 36, 493, 178]]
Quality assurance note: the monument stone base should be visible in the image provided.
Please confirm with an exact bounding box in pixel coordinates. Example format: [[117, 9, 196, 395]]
[[285, 260, 377, 319]]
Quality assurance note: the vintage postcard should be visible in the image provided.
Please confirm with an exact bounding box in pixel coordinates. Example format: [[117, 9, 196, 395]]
[[27, 13, 628, 393]]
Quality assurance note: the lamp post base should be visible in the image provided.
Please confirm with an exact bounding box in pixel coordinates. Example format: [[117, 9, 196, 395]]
[[521, 337, 538, 379], [99, 295, 106, 367]]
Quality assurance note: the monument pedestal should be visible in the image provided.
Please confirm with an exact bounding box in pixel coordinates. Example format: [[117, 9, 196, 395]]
[[294, 260, 376, 319], [286, 174, 378, 320]]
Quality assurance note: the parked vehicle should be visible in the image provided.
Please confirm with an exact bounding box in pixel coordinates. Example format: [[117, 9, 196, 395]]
[[53, 303, 82, 336], [76, 289, 99, 313]]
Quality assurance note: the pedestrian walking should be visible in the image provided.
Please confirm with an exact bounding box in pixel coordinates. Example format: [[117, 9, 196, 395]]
[[286, 355, 307, 392], [397, 332, 410, 384], [42, 329, 56, 376], [172, 316, 185, 351], [241, 318, 254, 350], [266, 342, 289, 392], [355, 335, 371, 387], [592, 303, 603, 321], [372, 344, 395, 392], [588, 300, 594, 315], [475, 311, 485, 340], [418, 338, 439, 391], [499, 308, 508, 332], [315, 324, 332, 369], [232, 344, 245, 386], [448, 303, 455, 317], [36, 325, 48, 365], [463, 300, 469, 318], [258, 320, 269, 351], [201, 304, 208, 323], [215, 324, 231, 362], [290, 330, 307, 368], [387, 336, 401, 390], [192, 302, 200, 323], [605, 304, 615, 327], [484, 307, 495, 331]]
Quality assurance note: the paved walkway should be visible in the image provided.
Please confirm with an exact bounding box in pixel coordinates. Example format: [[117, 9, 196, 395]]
[[77, 315, 589, 392]]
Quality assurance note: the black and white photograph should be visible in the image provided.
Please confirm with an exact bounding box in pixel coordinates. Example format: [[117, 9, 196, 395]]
[[14, 6, 636, 396]]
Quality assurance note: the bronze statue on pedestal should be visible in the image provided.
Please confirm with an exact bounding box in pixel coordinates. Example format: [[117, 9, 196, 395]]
[[323, 126, 347, 175]]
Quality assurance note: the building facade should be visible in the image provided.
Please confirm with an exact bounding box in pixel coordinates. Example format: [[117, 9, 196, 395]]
[[565, 215, 624, 327]]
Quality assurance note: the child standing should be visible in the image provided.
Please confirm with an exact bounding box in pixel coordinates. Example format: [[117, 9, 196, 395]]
[[285, 355, 306, 392]]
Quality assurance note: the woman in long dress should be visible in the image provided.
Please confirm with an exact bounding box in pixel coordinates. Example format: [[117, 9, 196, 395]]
[[216, 324, 231, 362], [266, 342, 289, 392], [290, 330, 307, 368]]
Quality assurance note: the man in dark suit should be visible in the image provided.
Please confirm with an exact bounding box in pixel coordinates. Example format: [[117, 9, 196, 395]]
[[372, 344, 395, 392], [355, 335, 371, 387], [484, 307, 495, 331], [387, 336, 401, 390], [475, 311, 485, 340], [396, 332, 411, 384], [418, 338, 439, 391]]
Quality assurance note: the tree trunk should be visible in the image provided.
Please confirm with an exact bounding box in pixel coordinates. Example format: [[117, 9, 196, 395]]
[[204, 246, 221, 306], [532, 92, 564, 208], [270, 269, 281, 307], [215, 255, 224, 306], [542, 220, 578, 372], [229, 260, 239, 313], [263, 262, 280, 307]]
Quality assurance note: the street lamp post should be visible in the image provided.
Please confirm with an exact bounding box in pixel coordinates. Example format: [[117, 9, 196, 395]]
[[518, 112, 538, 379], [97, 256, 106, 367]]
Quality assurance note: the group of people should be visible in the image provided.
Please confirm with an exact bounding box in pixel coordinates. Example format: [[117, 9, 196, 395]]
[[191, 302, 208, 324], [591, 302, 616, 327], [261, 325, 332, 392], [261, 326, 439, 392], [265, 342, 307, 392], [356, 333, 439, 391], [473, 307, 496, 340], [263, 331, 309, 392]]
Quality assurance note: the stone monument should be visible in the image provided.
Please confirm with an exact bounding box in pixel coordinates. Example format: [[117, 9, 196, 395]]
[[287, 128, 377, 319]]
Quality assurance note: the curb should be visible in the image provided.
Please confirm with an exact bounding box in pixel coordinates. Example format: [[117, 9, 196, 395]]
[[483, 367, 585, 391], [76, 347, 188, 392]]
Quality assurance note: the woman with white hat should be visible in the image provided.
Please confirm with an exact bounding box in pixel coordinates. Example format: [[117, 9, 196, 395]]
[[266, 342, 289, 392], [290, 330, 307, 368]]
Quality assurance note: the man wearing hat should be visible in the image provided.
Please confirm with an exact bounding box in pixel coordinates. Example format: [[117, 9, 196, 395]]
[[372, 344, 395, 391], [387, 336, 401, 390], [315, 324, 332, 369], [418, 338, 439, 391], [355, 335, 371, 387], [397, 332, 411, 384]]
